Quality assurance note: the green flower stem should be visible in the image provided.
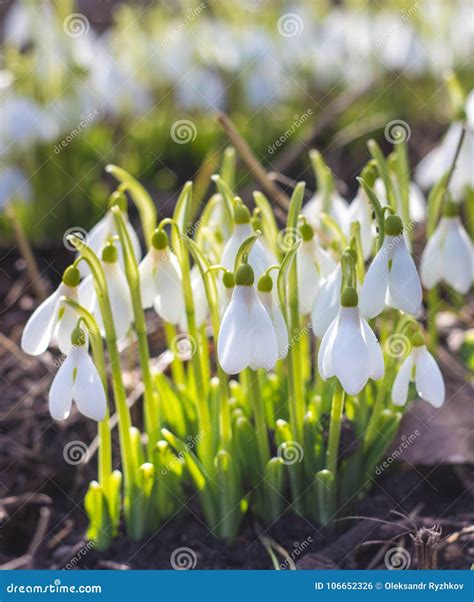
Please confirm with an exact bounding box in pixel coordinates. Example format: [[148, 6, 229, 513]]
[[61, 297, 111, 489], [247, 369, 270, 472], [112, 207, 160, 453], [70, 236, 137, 524], [325, 382, 345, 477], [288, 262, 305, 440], [427, 287, 440, 351]]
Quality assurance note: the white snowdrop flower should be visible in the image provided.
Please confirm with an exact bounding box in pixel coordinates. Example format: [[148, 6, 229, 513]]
[[21, 266, 82, 356], [311, 264, 342, 338], [219, 271, 235, 316], [257, 273, 288, 360], [415, 91, 474, 201], [297, 223, 325, 316], [318, 287, 384, 396], [97, 243, 134, 340], [218, 263, 278, 374], [392, 332, 445, 408], [178, 266, 209, 332], [374, 178, 427, 224], [49, 327, 106, 422], [82, 197, 141, 275], [138, 229, 185, 326], [302, 190, 350, 233], [221, 203, 273, 279], [420, 204, 473, 294], [360, 215, 422, 319], [314, 238, 337, 277]]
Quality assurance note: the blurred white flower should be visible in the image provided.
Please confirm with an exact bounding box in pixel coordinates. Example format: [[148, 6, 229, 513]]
[[311, 264, 342, 338], [0, 167, 32, 209], [257, 274, 288, 360]]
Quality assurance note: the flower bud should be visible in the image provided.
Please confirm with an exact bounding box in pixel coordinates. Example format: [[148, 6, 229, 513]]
[[152, 229, 169, 250], [235, 263, 254, 286], [234, 203, 251, 225], [222, 271, 235, 289], [257, 273, 273, 292], [71, 326, 86, 347], [385, 214, 403, 236], [341, 286, 358, 307], [62, 265, 81, 287], [300, 222, 314, 241], [102, 242, 118, 263]]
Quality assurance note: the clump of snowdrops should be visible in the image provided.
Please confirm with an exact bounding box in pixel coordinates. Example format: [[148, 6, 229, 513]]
[[21, 132, 472, 549]]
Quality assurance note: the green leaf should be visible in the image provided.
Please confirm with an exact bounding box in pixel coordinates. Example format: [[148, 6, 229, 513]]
[[234, 230, 262, 274], [253, 191, 280, 258], [357, 176, 385, 250], [221, 147, 236, 190]]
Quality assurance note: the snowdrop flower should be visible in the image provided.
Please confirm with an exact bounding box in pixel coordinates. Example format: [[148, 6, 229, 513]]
[[139, 229, 185, 325], [82, 194, 141, 275], [392, 332, 445, 408], [360, 215, 422, 319], [87, 243, 134, 341], [218, 263, 278, 374], [296, 223, 327, 316], [256, 273, 288, 360], [311, 264, 342, 338], [318, 287, 384, 395], [49, 327, 106, 422], [415, 91, 474, 201], [420, 203, 473, 294], [302, 189, 350, 233], [219, 270, 235, 316], [21, 266, 81, 356], [374, 178, 427, 223], [221, 203, 273, 279], [178, 266, 209, 332]]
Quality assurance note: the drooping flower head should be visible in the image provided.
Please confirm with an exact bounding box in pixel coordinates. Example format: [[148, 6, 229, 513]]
[[392, 331, 445, 408], [360, 214, 422, 319], [318, 287, 384, 395], [21, 265, 81, 356], [256, 272, 288, 360], [420, 201, 473, 294], [49, 326, 106, 421], [296, 222, 324, 316], [217, 262, 278, 374]]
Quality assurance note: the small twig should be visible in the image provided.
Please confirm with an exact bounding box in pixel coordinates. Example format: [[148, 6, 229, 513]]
[[26, 506, 52, 559], [216, 111, 290, 211], [0, 493, 52, 508], [0, 555, 32, 570]]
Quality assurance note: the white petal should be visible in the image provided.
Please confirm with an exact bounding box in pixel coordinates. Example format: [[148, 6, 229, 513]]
[[21, 288, 61, 355], [80, 213, 112, 276], [408, 183, 426, 222], [314, 240, 337, 276], [414, 346, 445, 408], [73, 347, 107, 421], [387, 237, 422, 316], [138, 250, 156, 309], [420, 222, 445, 290], [49, 352, 74, 420], [392, 353, 414, 406], [217, 286, 253, 374], [78, 274, 97, 313], [102, 263, 134, 340], [248, 297, 278, 371], [360, 241, 390, 319], [221, 223, 253, 272], [317, 316, 337, 379], [297, 242, 321, 315], [153, 250, 185, 325], [125, 216, 142, 263], [331, 307, 370, 395], [442, 217, 473, 294], [55, 292, 79, 355], [361, 319, 384, 380], [190, 266, 208, 327], [311, 265, 341, 338], [258, 291, 289, 360]]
